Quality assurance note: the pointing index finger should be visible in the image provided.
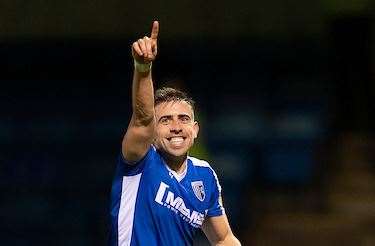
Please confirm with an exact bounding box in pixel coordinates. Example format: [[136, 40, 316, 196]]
[[150, 21, 159, 40]]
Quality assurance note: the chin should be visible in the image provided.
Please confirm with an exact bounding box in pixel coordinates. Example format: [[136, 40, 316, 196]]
[[163, 146, 189, 158], [167, 149, 188, 158]]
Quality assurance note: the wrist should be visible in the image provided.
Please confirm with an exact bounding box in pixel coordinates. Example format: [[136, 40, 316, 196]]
[[134, 59, 152, 73]]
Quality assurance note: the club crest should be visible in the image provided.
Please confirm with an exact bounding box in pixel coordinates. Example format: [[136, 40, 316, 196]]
[[191, 181, 205, 201]]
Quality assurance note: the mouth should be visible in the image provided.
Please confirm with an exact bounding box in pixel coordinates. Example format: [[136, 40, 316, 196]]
[[166, 136, 186, 144], [167, 136, 186, 142]]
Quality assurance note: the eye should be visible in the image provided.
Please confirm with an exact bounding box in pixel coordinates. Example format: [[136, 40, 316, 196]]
[[180, 115, 191, 123], [159, 117, 170, 125]]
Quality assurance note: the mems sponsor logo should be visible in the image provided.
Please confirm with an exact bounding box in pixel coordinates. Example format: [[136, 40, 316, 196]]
[[155, 182, 205, 228]]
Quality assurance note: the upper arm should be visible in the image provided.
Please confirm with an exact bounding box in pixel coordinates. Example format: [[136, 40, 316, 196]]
[[202, 215, 241, 246], [122, 114, 155, 163]]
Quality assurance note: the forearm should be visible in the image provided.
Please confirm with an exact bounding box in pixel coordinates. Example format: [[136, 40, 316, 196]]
[[131, 66, 155, 126]]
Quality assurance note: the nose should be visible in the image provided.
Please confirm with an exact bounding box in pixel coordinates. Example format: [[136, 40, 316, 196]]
[[170, 120, 182, 134]]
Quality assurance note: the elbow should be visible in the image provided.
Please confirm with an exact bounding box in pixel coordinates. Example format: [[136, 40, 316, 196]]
[[132, 107, 155, 127], [215, 234, 241, 246], [135, 115, 154, 126], [133, 99, 154, 126]]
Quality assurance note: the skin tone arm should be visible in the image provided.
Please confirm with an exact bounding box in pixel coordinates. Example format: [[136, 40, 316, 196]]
[[122, 21, 159, 163], [202, 215, 241, 246]]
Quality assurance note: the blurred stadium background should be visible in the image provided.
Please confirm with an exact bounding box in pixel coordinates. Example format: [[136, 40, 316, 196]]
[[1, 1, 375, 245]]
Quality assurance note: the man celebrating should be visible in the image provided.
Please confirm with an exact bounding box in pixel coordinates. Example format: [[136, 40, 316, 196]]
[[109, 21, 241, 246]]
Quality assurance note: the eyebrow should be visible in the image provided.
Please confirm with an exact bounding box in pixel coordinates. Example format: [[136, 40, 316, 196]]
[[158, 114, 191, 122]]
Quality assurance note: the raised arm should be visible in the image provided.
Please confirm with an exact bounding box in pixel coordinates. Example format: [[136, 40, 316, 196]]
[[122, 21, 159, 163]]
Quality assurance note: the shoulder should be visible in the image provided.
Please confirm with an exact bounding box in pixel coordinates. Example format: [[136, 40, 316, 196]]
[[188, 156, 211, 168], [188, 156, 222, 192], [117, 145, 161, 175], [121, 145, 158, 164]]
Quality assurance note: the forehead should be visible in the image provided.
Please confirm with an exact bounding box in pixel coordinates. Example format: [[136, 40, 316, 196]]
[[155, 101, 194, 118]]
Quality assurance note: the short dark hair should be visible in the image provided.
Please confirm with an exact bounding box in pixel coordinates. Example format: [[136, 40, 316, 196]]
[[154, 87, 195, 110]]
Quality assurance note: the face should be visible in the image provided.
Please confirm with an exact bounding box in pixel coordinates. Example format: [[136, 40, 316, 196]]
[[154, 101, 199, 159]]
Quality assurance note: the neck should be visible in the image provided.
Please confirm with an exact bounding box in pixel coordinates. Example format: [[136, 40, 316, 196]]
[[159, 151, 187, 174]]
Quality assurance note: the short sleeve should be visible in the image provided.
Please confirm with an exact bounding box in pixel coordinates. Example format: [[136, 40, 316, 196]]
[[206, 169, 225, 217], [117, 146, 156, 176]]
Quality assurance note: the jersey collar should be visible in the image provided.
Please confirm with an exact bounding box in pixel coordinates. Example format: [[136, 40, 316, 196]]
[[164, 160, 188, 182]]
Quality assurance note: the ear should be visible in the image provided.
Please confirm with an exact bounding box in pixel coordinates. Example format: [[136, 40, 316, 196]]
[[193, 121, 199, 139]]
